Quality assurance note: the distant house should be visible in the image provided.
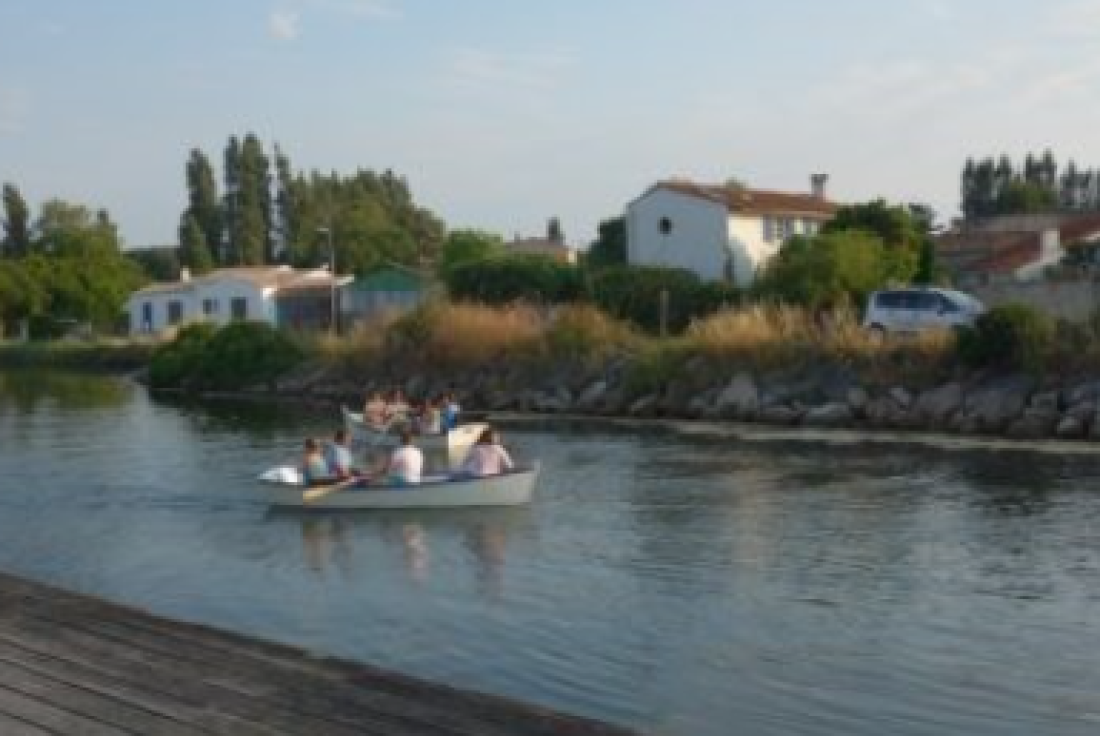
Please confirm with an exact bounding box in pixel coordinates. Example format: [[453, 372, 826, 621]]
[[340, 265, 433, 326], [625, 176, 838, 285], [505, 236, 577, 264], [936, 213, 1100, 284], [126, 266, 351, 334]]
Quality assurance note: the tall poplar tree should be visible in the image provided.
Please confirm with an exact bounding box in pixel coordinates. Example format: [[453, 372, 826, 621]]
[[178, 213, 215, 274], [2, 183, 31, 258], [184, 149, 223, 263], [222, 136, 242, 265]]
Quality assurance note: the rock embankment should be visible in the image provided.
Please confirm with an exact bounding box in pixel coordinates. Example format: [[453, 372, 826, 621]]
[[255, 358, 1100, 442]]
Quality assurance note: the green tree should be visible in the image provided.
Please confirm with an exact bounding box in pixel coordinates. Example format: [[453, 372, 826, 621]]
[[183, 149, 223, 262], [586, 216, 627, 268], [757, 231, 890, 309], [438, 229, 504, 277], [547, 216, 564, 244], [2, 184, 31, 258], [178, 213, 215, 274]]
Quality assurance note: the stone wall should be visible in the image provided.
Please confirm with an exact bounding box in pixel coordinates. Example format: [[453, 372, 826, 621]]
[[970, 276, 1100, 323]]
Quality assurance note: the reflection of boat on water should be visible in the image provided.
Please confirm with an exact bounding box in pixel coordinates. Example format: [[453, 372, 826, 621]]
[[341, 406, 487, 450], [259, 463, 540, 509]]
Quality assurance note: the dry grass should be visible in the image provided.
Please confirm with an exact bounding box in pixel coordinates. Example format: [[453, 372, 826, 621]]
[[687, 304, 956, 379], [546, 303, 641, 359], [413, 302, 545, 365]]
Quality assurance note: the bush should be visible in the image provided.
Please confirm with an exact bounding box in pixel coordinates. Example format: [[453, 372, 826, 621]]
[[956, 303, 1053, 371], [387, 301, 543, 366], [545, 304, 639, 359], [445, 255, 583, 304], [148, 323, 218, 388], [148, 322, 303, 390], [195, 322, 304, 390], [591, 265, 739, 333]]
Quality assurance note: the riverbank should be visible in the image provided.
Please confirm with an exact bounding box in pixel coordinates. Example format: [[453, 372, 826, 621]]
[[0, 340, 153, 373]]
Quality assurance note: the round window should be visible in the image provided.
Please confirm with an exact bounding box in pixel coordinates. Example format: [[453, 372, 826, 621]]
[[659, 217, 673, 235]]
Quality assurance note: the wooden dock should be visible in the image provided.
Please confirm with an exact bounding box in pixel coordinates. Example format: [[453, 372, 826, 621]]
[[0, 571, 639, 735]]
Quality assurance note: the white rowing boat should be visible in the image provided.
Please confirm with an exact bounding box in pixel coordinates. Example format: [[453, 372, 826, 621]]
[[341, 405, 487, 449], [258, 463, 540, 509]]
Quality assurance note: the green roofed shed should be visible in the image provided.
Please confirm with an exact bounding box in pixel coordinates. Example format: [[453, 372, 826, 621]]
[[340, 266, 434, 324]]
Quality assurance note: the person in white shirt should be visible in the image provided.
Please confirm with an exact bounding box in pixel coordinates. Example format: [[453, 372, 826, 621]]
[[378, 430, 423, 486], [457, 429, 514, 478]]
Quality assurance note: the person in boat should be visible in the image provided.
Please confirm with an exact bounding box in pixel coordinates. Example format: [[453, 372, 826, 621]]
[[385, 389, 412, 429], [362, 390, 387, 430], [419, 396, 443, 436], [370, 429, 423, 486], [456, 428, 514, 478], [441, 391, 461, 432], [300, 438, 334, 486], [323, 428, 359, 479]]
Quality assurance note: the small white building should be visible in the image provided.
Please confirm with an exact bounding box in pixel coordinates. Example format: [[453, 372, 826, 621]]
[[126, 266, 348, 334], [625, 176, 838, 286]]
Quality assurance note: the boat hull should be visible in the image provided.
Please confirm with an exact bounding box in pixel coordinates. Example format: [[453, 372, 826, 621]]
[[261, 464, 539, 509], [341, 406, 487, 449]]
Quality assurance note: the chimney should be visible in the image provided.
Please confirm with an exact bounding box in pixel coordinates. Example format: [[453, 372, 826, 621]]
[[180, 267, 191, 282], [810, 174, 828, 200]]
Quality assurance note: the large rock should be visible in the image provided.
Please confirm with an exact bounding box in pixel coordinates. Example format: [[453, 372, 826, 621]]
[[716, 372, 760, 419], [1066, 379, 1100, 407], [962, 375, 1035, 433], [889, 387, 914, 409], [864, 396, 906, 427], [1056, 415, 1087, 439], [846, 387, 870, 414], [629, 394, 659, 417], [912, 382, 965, 427], [803, 402, 853, 428], [575, 380, 609, 412], [1029, 390, 1061, 412], [1006, 409, 1060, 440], [760, 405, 804, 426]]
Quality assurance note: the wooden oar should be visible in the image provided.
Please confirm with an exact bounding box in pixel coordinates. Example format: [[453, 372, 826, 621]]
[[302, 477, 359, 503]]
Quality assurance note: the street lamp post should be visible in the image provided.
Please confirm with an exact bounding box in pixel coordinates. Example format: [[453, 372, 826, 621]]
[[317, 226, 337, 333]]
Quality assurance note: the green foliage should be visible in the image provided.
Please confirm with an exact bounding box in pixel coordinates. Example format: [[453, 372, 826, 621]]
[[622, 341, 691, 398], [756, 231, 891, 309], [149, 322, 303, 390], [822, 199, 924, 283], [955, 303, 1053, 372], [126, 247, 180, 281], [2, 183, 31, 258], [178, 214, 215, 274], [590, 265, 739, 333], [438, 230, 503, 277], [148, 323, 217, 388], [585, 216, 627, 268], [445, 255, 583, 304], [960, 150, 1097, 218]]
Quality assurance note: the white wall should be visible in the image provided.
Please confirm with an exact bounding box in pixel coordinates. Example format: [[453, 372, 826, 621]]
[[127, 276, 276, 335], [627, 189, 731, 281]]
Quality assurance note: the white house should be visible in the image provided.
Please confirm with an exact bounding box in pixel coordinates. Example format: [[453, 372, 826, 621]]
[[625, 176, 839, 286], [126, 266, 349, 334]]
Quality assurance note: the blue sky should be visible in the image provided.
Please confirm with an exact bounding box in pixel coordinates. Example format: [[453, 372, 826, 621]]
[[3, 0, 1100, 248]]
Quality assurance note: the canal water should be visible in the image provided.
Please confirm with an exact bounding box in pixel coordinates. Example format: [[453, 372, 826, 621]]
[[0, 371, 1098, 735]]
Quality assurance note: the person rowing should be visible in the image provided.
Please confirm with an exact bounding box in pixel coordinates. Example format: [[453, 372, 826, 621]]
[[322, 428, 360, 479], [300, 438, 334, 486], [367, 429, 423, 486]]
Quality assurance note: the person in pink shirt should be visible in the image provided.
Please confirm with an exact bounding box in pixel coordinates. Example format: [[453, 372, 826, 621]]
[[457, 428, 514, 478]]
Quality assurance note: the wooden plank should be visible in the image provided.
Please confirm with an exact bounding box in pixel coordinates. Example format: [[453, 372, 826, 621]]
[[0, 657, 207, 736], [0, 571, 640, 736], [0, 683, 127, 735]]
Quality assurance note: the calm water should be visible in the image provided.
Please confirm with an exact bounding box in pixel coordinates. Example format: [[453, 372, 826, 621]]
[[0, 371, 1098, 735]]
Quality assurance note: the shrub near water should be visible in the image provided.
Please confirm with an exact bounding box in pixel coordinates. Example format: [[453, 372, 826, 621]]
[[956, 303, 1053, 372], [389, 302, 544, 366], [148, 323, 217, 388], [545, 304, 639, 359], [149, 322, 302, 390]]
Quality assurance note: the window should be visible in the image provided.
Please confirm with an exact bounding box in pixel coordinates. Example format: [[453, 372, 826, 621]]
[[658, 217, 673, 236], [762, 217, 776, 243], [876, 291, 903, 309], [803, 219, 819, 235], [779, 218, 795, 240], [202, 298, 218, 316], [910, 291, 940, 312], [167, 301, 184, 325], [141, 303, 153, 330], [231, 297, 248, 321]]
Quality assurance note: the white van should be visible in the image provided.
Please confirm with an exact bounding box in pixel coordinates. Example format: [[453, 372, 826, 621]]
[[863, 287, 984, 333]]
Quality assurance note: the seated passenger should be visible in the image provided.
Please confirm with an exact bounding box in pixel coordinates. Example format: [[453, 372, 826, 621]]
[[363, 391, 387, 429], [322, 428, 358, 479], [457, 429, 514, 478], [373, 430, 423, 486], [420, 398, 443, 435], [300, 438, 333, 486], [440, 392, 460, 432]]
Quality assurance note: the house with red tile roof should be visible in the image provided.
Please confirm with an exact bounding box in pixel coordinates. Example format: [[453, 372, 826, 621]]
[[625, 176, 838, 286], [936, 213, 1100, 285]]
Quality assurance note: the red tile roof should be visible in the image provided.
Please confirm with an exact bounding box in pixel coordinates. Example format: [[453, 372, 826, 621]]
[[652, 180, 839, 217]]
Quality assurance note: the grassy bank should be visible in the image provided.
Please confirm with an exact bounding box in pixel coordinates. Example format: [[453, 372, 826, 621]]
[[0, 339, 156, 373]]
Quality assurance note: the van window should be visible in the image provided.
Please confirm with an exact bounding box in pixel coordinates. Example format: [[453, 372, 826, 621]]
[[876, 292, 903, 309], [910, 291, 940, 311], [939, 295, 961, 313]]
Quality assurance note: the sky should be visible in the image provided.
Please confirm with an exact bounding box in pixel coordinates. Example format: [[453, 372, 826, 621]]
[[4, 0, 1100, 249]]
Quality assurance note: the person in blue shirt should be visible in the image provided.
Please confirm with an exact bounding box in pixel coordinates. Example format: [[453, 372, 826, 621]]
[[300, 438, 332, 486], [322, 429, 358, 479]]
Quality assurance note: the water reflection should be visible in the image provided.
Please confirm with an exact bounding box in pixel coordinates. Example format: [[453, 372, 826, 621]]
[[0, 370, 132, 412]]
